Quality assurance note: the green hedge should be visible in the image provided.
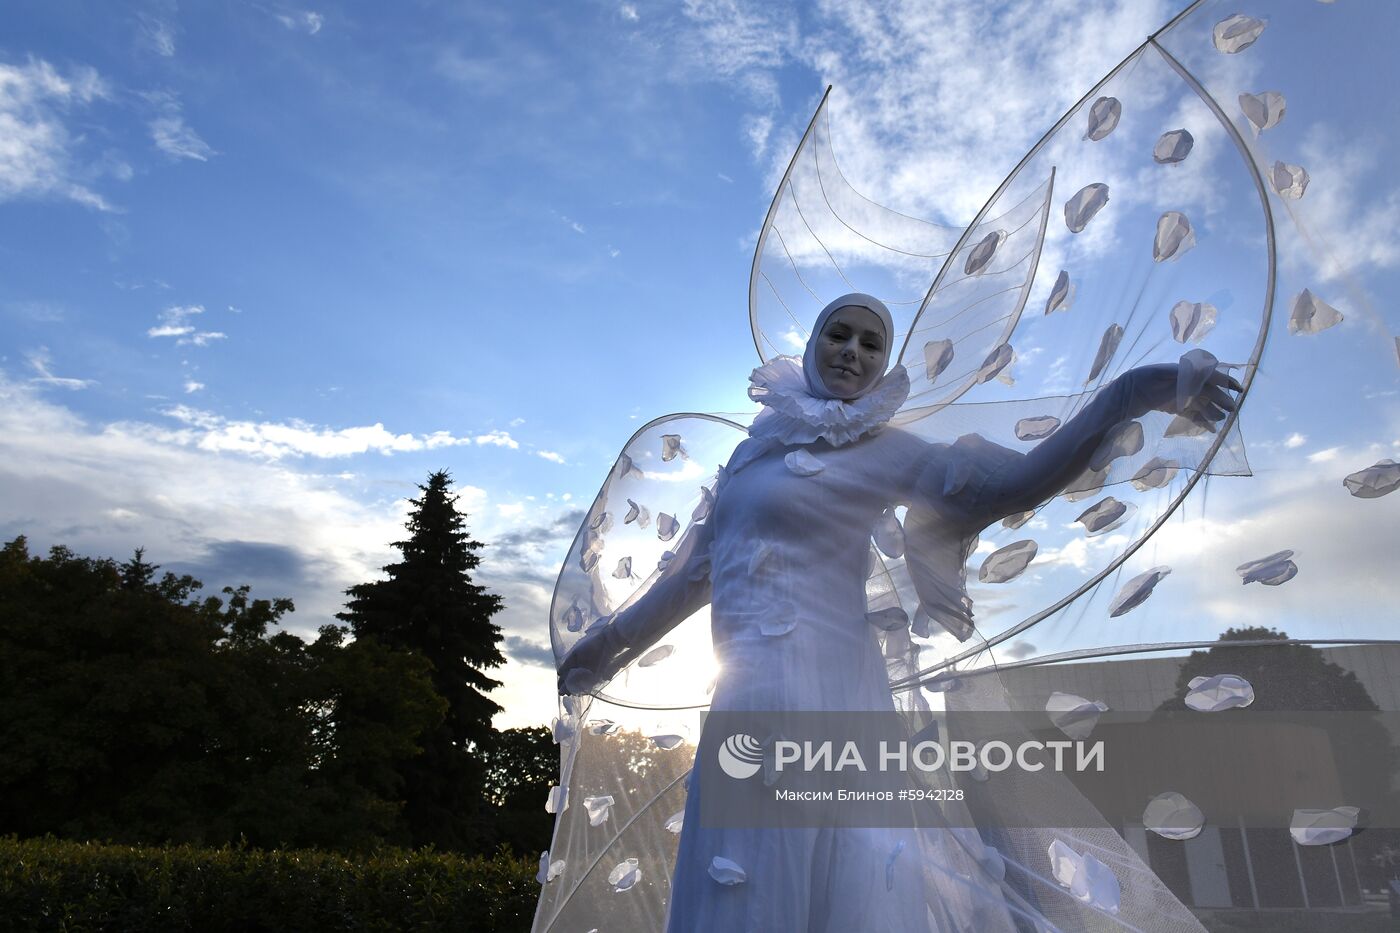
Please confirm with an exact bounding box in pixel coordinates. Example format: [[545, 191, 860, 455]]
[[0, 835, 539, 932]]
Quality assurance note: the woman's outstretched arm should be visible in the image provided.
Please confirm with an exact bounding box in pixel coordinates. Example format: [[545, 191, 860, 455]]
[[556, 517, 715, 695], [897, 357, 1240, 641], [960, 360, 1241, 522]]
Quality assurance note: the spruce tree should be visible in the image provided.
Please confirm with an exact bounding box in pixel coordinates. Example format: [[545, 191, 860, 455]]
[[337, 470, 506, 852]]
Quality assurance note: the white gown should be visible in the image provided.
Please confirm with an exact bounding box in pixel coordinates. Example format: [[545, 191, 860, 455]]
[[597, 369, 1195, 931]]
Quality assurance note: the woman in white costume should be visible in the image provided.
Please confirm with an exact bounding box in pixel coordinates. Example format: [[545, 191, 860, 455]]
[[557, 292, 1240, 931]]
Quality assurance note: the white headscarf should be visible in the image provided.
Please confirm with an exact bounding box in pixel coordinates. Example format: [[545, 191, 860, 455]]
[[744, 293, 911, 449], [801, 293, 897, 400]]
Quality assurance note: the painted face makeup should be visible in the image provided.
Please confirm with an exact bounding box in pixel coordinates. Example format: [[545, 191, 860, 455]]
[[814, 305, 887, 399]]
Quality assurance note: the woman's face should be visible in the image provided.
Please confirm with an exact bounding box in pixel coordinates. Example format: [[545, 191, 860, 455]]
[[816, 305, 887, 399]]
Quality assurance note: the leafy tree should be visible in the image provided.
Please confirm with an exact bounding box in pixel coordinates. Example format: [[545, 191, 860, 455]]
[[478, 726, 557, 856], [0, 536, 444, 853], [337, 470, 508, 852], [1158, 625, 1380, 714]]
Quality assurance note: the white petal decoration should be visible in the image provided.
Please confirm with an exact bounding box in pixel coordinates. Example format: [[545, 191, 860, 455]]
[[612, 556, 634, 580], [924, 338, 955, 381], [580, 550, 600, 573], [650, 733, 685, 750], [1186, 674, 1256, 712], [1153, 128, 1194, 164], [1108, 566, 1171, 617], [785, 449, 825, 476], [979, 539, 1038, 584], [964, 229, 1006, 276], [1154, 211, 1196, 262], [692, 485, 715, 522], [1084, 96, 1121, 141], [865, 606, 910, 631], [1291, 807, 1360, 846], [1076, 497, 1132, 535], [1065, 183, 1110, 233], [1131, 457, 1181, 490], [1289, 289, 1343, 335], [665, 810, 684, 834], [638, 644, 675, 667], [1046, 691, 1109, 740], [1164, 413, 1209, 438], [976, 344, 1015, 384], [657, 512, 679, 541], [624, 498, 650, 528], [1144, 792, 1205, 841], [551, 716, 575, 744], [1065, 465, 1109, 502], [537, 851, 566, 884], [1003, 510, 1035, 530], [1089, 420, 1144, 471], [589, 510, 610, 531], [657, 550, 676, 572], [1047, 839, 1121, 914], [1237, 549, 1298, 586], [545, 785, 568, 814], [563, 602, 587, 633], [1016, 416, 1061, 441], [584, 794, 615, 826], [760, 604, 797, 637], [1395, 336, 1400, 368], [1045, 269, 1075, 314], [1213, 13, 1266, 53], [886, 840, 906, 892], [661, 433, 686, 462], [1343, 459, 1400, 498], [1271, 161, 1310, 199], [873, 508, 906, 558], [1086, 324, 1124, 384], [608, 857, 642, 892], [1239, 91, 1286, 134], [588, 719, 621, 735], [1169, 301, 1218, 344], [708, 856, 747, 885], [614, 453, 644, 481]]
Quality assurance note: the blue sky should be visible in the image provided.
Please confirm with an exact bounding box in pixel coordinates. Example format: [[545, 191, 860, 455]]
[[3, 0, 1398, 728]]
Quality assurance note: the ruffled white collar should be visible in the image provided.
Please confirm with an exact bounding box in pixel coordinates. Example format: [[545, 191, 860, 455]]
[[747, 355, 910, 447]]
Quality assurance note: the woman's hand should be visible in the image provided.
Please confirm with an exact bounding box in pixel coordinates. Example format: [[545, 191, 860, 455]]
[[1128, 350, 1243, 433], [556, 627, 610, 696]]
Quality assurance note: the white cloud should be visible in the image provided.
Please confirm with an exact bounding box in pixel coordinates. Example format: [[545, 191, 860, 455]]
[[1285, 432, 1307, 449], [0, 371, 408, 629], [1306, 446, 1343, 464], [183, 380, 204, 394], [24, 348, 93, 390], [137, 14, 177, 57], [0, 58, 114, 210], [497, 502, 525, 517], [620, 3, 640, 22], [475, 430, 520, 449], [150, 405, 484, 461], [147, 91, 214, 162], [276, 10, 324, 34], [146, 305, 226, 346], [537, 450, 566, 464], [742, 113, 772, 159]]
